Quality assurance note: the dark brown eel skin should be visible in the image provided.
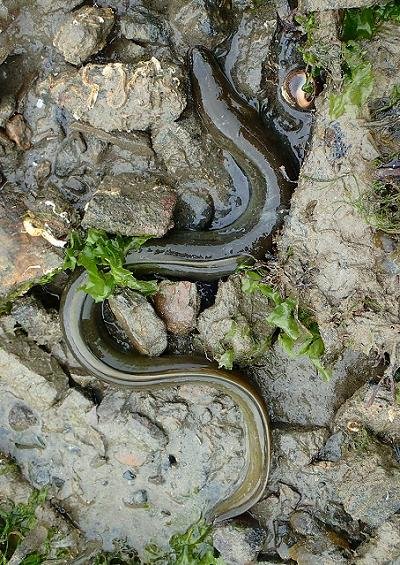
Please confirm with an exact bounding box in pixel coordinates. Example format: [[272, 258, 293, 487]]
[[61, 46, 297, 521]]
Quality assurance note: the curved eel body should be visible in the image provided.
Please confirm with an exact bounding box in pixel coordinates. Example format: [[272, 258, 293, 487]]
[[61, 47, 297, 521]]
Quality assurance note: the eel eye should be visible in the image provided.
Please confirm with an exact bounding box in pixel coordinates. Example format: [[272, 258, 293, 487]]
[[282, 69, 315, 110]]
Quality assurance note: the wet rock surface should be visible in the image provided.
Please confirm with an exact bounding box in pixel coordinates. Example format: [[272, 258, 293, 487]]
[[53, 6, 115, 66], [108, 289, 168, 356], [213, 515, 266, 565], [82, 173, 177, 237]]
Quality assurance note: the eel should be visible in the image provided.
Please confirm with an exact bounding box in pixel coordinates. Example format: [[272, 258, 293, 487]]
[[61, 46, 298, 521]]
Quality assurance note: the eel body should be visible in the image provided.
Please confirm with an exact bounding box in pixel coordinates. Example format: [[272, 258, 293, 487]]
[[61, 46, 297, 520]]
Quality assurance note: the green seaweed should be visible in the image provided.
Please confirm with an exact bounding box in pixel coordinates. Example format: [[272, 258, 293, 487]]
[[241, 270, 331, 380], [63, 229, 158, 302], [0, 489, 47, 565]]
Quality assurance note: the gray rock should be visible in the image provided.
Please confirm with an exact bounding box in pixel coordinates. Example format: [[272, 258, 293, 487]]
[[8, 403, 39, 431], [288, 511, 349, 564], [0, 345, 247, 556], [174, 187, 214, 230], [355, 515, 400, 564], [0, 94, 15, 128], [224, 5, 276, 99], [333, 383, 400, 443], [298, 0, 382, 9], [152, 118, 235, 226], [0, 455, 85, 560], [336, 447, 400, 527], [252, 484, 301, 558], [108, 289, 168, 357], [268, 427, 400, 529], [213, 515, 266, 565], [153, 280, 200, 336], [25, 181, 80, 238], [197, 273, 275, 366], [169, 0, 229, 53], [120, 8, 167, 45], [50, 59, 186, 133], [53, 6, 115, 66], [82, 173, 176, 237], [10, 295, 63, 347], [108, 38, 147, 64], [252, 346, 379, 426]]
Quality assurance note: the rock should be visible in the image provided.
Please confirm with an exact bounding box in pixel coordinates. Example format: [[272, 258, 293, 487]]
[[53, 6, 115, 66], [153, 281, 200, 336], [277, 16, 400, 361], [82, 173, 176, 237], [288, 511, 349, 564], [268, 427, 400, 530], [152, 118, 234, 226], [109, 38, 147, 64], [0, 351, 247, 556], [252, 346, 379, 426], [336, 446, 400, 527], [174, 188, 214, 230], [197, 273, 275, 366], [8, 403, 39, 431], [0, 94, 15, 127], [120, 8, 167, 45], [169, 0, 229, 52], [0, 185, 63, 302], [10, 295, 63, 347], [5, 114, 32, 150], [355, 515, 400, 564], [298, 0, 382, 9], [213, 515, 266, 565], [25, 182, 80, 238], [108, 289, 168, 357], [333, 383, 400, 443], [252, 484, 301, 558], [0, 455, 85, 561], [224, 5, 276, 99], [49, 59, 186, 133]]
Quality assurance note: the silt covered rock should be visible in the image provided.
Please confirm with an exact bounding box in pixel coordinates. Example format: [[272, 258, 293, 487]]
[[82, 173, 176, 237], [49, 59, 186, 132], [53, 6, 115, 66]]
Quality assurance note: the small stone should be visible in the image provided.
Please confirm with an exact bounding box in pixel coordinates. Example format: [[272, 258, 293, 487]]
[[122, 469, 136, 481], [8, 403, 38, 431], [213, 515, 266, 565], [0, 94, 15, 127], [49, 60, 186, 132], [5, 114, 32, 150], [53, 6, 115, 66], [109, 39, 146, 64], [120, 9, 167, 45], [82, 173, 176, 237], [124, 489, 148, 508], [10, 295, 63, 348], [153, 281, 200, 335], [108, 289, 168, 357]]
